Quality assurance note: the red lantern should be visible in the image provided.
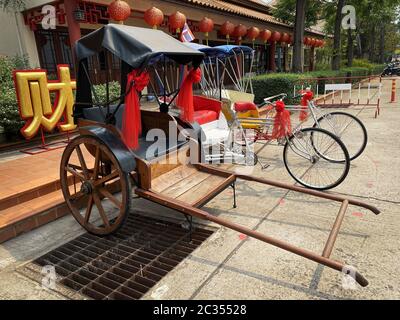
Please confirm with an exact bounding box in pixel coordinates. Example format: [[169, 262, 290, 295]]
[[310, 38, 317, 47], [199, 17, 214, 34], [144, 7, 164, 29], [271, 31, 281, 42], [169, 11, 186, 33], [108, 0, 131, 24], [199, 17, 214, 45], [304, 37, 310, 46], [220, 21, 235, 41], [247, 27, 260, 42], [260, 29, 272, 43], [281, 33, 290, 43], [234, 24, 247, 42]]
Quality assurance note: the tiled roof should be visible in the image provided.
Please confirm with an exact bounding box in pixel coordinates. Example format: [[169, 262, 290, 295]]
[[186, 0, 287, 26]]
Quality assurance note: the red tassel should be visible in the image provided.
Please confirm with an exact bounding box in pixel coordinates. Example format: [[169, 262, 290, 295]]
[[272, 100, 292, 139], [176, 68, 202, 122], [299, 90, 314, 122], [122, 70, 150, 149]]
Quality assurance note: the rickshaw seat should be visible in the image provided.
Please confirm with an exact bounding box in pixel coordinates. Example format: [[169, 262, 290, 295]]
[[234, 102, 257, 112], [134, 137, 188, 161], [193, 110, 219, 125], [82, 104, 125, 129], [224, 90, 255, 104], [193, 95, 221, 125], [82, 107, 188, 161]]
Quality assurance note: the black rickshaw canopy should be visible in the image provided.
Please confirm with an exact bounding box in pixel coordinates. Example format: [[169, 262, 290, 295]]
[[75, 24, 204, 69], [74, 24, 205, 122]]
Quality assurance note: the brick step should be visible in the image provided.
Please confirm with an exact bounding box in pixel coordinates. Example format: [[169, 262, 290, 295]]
[[0, 189, 70, 244], [0, 178, 65, 212]]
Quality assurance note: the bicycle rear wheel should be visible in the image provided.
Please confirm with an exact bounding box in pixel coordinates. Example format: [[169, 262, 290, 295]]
[[283, 128, 350, 191], [314, 112, 367, 161]]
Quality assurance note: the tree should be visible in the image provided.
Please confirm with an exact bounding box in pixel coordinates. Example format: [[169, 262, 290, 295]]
[[292, 0, 307, 72], [325, 0, 400, 64], [331, 0, 345, 70], [273, 0, 321, 28]]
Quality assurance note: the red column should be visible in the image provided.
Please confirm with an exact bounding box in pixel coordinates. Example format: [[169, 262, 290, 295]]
[[269, 41, 276, 72], [64, 0, 81, 68]]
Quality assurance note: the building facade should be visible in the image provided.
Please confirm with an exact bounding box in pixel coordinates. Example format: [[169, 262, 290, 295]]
[[0, 0, 326, 77]]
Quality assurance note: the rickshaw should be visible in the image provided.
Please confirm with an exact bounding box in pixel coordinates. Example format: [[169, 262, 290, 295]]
[[60, 24, 380, 287], [194, 43, 368, 164], [187, 43, 353, 191]]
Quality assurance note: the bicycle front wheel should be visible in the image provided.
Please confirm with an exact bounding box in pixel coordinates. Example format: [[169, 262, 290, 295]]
[[314, 112, 368, 161], [283, 128, 350, 191]]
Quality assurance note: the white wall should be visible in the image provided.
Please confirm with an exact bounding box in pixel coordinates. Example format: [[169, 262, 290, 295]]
[[0, 11, 40, 67]]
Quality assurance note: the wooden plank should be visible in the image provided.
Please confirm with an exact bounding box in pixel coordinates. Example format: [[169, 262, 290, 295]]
[[176, 174, 227, 206], [151, 165, 198, 193], [193, 175, 236, 208], [161, 170, 211, 199], [150, 145, 190, 180]]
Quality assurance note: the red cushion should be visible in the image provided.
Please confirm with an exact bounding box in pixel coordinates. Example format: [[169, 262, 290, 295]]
[[193, 110, 219, 125], [193, 96, 222, 115], [234, 102, 257, 112]]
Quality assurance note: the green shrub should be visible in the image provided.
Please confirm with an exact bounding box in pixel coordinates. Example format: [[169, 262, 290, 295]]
[[0, 55, 30, 136], [352, 59, 385, 75], [92, 81, 121, 104], [369, 64, 385, 75], [315, 63, 331, 71], [338, 67, 370, 83], [352, 59, 374, 69], [252, 66, 380, 102], [252, 73, 305, 104]]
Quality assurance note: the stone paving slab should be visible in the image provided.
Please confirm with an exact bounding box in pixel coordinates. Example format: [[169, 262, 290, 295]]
[[0, 77, 399, 300]]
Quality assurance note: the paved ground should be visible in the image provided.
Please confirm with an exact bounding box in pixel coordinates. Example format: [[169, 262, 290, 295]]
[[0, 77, 399, 300]]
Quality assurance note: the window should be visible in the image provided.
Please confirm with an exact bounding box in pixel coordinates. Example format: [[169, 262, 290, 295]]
[[35, 28, 74, 77]]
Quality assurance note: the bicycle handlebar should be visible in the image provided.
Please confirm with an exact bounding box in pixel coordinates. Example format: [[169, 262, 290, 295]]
[[263, 93, 287, 105]]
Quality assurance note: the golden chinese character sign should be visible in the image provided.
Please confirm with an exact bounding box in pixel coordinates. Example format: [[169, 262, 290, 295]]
[[13, 65, 77, 139]]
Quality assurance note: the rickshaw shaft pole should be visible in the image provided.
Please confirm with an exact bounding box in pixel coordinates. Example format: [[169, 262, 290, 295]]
[[195, 164, 380, 215], [135, 189, 369, 287], [322, 200, 349, 258], [235, 173, 380, 215]]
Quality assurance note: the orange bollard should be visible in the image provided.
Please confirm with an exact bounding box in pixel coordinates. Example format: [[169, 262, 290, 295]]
[[390, 79, 396, 103]]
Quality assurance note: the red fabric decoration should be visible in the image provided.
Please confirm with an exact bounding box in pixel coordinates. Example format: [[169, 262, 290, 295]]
[[299, 90, 314, 122], [176, 68, 202, 123], [122, 70, 150, 149], [272, 100, 292, 139]]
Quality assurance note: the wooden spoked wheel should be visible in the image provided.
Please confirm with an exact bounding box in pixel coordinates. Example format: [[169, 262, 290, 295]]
[[60, 135, 131, 236]]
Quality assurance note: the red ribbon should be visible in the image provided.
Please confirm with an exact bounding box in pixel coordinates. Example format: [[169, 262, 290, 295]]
[[299, 90, 314, 122], [176, 68, 202, 123], [271, 100, 292, 139], [122, 70, 150, 149]]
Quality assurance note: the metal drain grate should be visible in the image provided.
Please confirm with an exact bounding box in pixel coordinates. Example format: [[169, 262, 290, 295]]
[[34, 214, 214, 300]]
